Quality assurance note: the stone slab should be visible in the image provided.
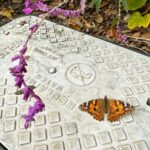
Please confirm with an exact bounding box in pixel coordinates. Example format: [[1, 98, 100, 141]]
[[0, 16, 150, 150]]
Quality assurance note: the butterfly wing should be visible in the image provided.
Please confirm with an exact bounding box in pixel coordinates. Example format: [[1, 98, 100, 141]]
[[79, 99, 105, 121], [107, 99, 135, 122]]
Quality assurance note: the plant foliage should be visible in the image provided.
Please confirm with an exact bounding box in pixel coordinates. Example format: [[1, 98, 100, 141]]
[[89, 0, 102, 12], [128, 12, 150, 29], [121, 0, 147, 11]]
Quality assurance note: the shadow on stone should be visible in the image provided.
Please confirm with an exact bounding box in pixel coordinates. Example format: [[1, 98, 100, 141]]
[[146, 98, 150, 106], [0, 143, 8, 150]]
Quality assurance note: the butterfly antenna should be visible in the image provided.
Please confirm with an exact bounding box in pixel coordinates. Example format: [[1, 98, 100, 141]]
[[104, 95, 107, 100]]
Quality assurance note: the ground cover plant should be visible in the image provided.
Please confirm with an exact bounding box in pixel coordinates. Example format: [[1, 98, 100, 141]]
[[0, 0, 150, 53], [0, 0, 149, 128]]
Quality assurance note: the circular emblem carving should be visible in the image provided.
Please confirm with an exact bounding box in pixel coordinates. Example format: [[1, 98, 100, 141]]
[[66, 63, 96, 86]]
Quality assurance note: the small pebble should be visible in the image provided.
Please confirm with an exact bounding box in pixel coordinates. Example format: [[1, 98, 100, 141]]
[[49, 67, 57, 74]]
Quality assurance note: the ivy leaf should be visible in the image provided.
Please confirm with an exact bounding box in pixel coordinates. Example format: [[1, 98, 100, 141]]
[[128, 12, 150, 29], [0, 7, 14, 19]]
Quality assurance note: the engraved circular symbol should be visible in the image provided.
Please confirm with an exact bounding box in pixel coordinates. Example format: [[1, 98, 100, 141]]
[[66, 63, 96, 86]]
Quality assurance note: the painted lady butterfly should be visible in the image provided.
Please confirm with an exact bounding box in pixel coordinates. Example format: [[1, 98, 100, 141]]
[[79, 95, 135, 122]]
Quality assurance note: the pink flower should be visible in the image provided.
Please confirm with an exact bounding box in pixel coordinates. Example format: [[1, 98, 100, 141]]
[[23, 7, 33, 15], [33, 96, 45, 112], [20, 46, 27, 55], [25, 0, 31, 7], [11, 54, 21, 61], [80, 0, 86, 14], [29, 24, 39, 33], [23, 98, 45, 129], [10, 64, 27, 74], [19, 57, 27, 66], [15, 74, 24, 88], [23, 86, 32, 101], [23, 106, 35, 128], [34, 1, 48, 12], [23, 0, 85, 17], [116, 24, 127, 43]]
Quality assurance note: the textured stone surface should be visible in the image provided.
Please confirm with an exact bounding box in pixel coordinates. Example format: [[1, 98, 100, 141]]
[[0, 16, 150, 150]]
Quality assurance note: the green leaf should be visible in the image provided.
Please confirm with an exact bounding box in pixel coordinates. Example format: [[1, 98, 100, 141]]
[[89, 0, 102, 12], [121, 0, 147, 10], [128, 12, 150, 29], [111, 17, 119, 28], [121, 0, 128, 11], [143, 14, 150, 28]]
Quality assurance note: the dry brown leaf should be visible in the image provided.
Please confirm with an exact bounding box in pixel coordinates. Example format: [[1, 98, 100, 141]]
[[132, 32, 141, 37], [81, 17, 95, 29], [107, 28, 121, 42], [104, 8, 117, 16], [50, 0, 62, 7], [0, 8, 14, 19], [94, 14, 103, 24], [140, 32, 150, 39], [12, 0, 23, 4], [68, 17, 83, 31]]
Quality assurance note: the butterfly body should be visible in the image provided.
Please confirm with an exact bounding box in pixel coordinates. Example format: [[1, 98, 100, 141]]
[[79, 96, 135, 122]]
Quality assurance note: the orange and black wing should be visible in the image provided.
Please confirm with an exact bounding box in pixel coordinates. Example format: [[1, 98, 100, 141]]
[[79, 99, 105, 121], [107, 99, 135, 122]]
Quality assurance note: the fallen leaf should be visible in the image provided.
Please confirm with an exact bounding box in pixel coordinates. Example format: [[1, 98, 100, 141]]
[[128, 12, 150, 29], [132, 32, 141, 37], [82, 17, 95, 29], [94, 14, 103, 24], [140, 32, 150, 39], [0, 7, 14, 19], [68, 17, 83, 31]]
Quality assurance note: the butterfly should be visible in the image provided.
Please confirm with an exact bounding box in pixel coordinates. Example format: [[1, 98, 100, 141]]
[[79, 95, 135, 122]]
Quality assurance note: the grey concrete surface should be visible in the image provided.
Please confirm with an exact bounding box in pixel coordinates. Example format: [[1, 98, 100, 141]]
[[0, 16, 150, 150]]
